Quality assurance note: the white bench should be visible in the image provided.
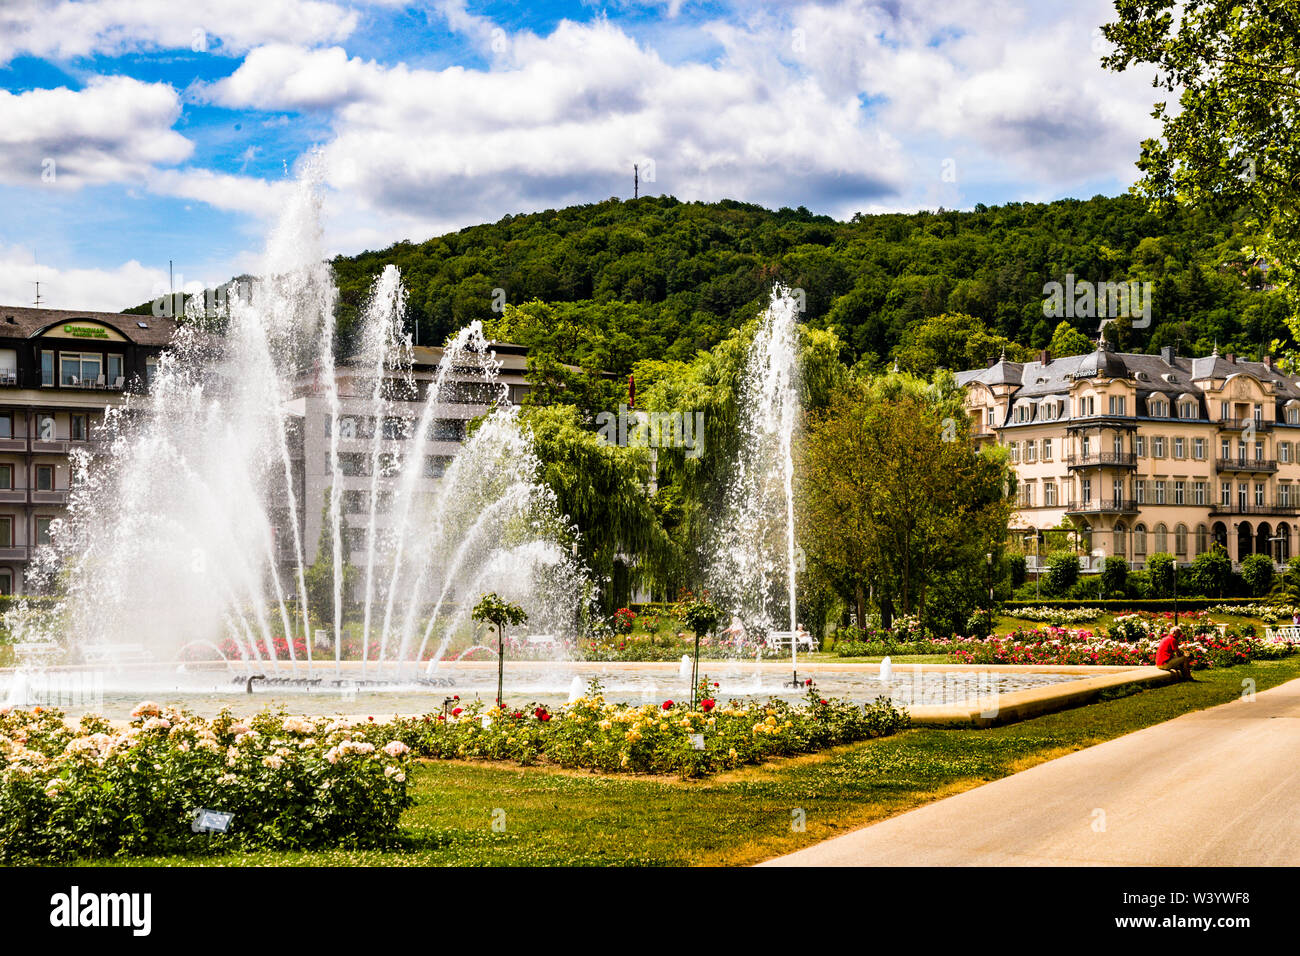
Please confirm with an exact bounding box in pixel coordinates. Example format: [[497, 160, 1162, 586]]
[[765, 630, 819, 652], [1265, 625, 1300, 644]]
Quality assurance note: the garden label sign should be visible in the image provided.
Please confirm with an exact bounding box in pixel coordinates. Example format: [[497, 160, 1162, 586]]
[[191, 808, 234, 834]]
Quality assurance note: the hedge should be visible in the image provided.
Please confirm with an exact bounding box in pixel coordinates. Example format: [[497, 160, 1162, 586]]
[[1002, 597, 1271, 613]]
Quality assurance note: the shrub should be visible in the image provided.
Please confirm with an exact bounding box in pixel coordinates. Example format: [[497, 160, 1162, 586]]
[[1046, 552, 1080, 594], [0, 705, 413, 864], [1101, 556, 1128, 597], [1147, 553, 1176, 597], [1187, 544, 1233, 598], [1005, 553, 1027, 590], [1241, 553, 1276, 597]]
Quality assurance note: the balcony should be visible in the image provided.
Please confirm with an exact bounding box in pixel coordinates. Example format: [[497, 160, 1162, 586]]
[[1218, 417, 1273, 431], [29, 489, 69, 505], [1209, 502, 1299, 516], [0, 437, 25, 452], [0, 546, 28, 561], [1063, 498, 1140, 515], [1064, 452, 1137, 469], [1216, 457, 1279, 474], [1065, 415, 1138, 432]]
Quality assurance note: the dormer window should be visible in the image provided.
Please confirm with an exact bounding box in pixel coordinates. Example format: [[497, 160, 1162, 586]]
[[1149, 398, 1169, 417], [1179, 401, 1198, 419]]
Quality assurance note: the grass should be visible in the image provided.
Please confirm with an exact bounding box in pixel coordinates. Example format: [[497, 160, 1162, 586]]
[[64, 655, 1300, 868]]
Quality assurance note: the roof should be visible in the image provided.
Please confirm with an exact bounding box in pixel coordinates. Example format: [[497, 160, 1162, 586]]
[[0, 305, 179, 347]]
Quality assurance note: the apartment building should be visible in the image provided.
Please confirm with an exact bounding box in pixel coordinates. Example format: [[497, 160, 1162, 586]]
[[280, 342, 533, 588], [0, 306, 177, 595], [958, 341, 1300, 571]]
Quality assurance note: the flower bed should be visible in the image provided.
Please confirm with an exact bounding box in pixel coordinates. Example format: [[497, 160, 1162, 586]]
[[1008, 606, 1104, 625], [0, 703, 413, 863], [946, 625, 1296, 669], [348, 682, 908, 778]]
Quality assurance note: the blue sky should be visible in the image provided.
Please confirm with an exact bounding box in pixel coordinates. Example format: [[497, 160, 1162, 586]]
[[0, 0, 1160, 310]]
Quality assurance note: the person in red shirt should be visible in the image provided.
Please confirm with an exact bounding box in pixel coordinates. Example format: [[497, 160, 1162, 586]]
[[1155, 628, 1194, 681]]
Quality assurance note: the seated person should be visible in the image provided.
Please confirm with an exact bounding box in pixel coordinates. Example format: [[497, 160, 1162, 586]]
[[1155, 628, 1195, 681]]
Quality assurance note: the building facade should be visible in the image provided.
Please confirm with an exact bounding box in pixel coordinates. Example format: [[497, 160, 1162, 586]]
[[958, 342, 1300, 572], [281, 343, 533, 587], [0, 306, 177, 595]]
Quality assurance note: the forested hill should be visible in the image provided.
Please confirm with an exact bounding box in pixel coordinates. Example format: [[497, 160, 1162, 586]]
[[141, 193, 1292, 375]]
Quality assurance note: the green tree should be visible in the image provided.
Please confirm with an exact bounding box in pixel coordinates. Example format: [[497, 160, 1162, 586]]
[[1102, 1, 1300, 324], [799, 370, 1016, 631], [1101, 555, 1129, 598], [1147, 552, 1176, 597], [1046, 551, 1081, 594], [471, 592, 528, 707], [1048, 321, 1095, 357], [1187, 544, 1233, 597], [1240, 553, 1276, 596]]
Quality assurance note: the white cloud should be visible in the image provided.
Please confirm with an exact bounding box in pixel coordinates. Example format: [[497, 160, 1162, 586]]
[[0, 0, 358, 64], [0, 244, 168, 312], [148, 168, 298, 218], [0, 77, 192, 187]]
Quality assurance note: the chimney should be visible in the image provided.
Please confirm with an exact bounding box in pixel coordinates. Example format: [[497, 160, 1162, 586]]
[[1160, 345, 1176, 365], [1038, 348, 1051, 366], [1264, 354, 1274, 370], [987, 354, 998, 368], [1226, 353, 1236, 364]]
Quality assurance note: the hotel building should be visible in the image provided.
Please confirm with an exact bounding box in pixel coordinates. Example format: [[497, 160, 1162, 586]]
[[280, 343, 533, 591], [0, 306, 177, 595], [958, 342, 1300, 572]]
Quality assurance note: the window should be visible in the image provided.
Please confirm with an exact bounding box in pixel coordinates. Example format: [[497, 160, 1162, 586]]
[[35, 465, 53, 491], [1255, 404, 1263, 423], [986, 407, 995, 427], [1081, 436, 1091, 458], [1179, 401, 1198, 419], [377, 453, 400, 478], [1194, 438, 1206, 460], [1114, 525, 1127, 557], [1155, 480, 1167, 504], [1154, 523, 1168, 552], [1109, 395, 1126, 415], [430, 419, 466, 442], [382, 417, 411, 440], [1041, 438, 1052, 461], [1173, 437, 1185, 459], [1112, 478, 1125, 504], [35, 517, 52, 547], [1239, 482, 1249, 509], [59, 352, 102, 386], [1080, 479, 1092, 504], [0, 569, 10, 596], [1282, 485, 1293, 508], [1135, 435, 1147, 457], [1135, 479, 1147, 504], [424, 456, 453, 479], [1283, 442, 1293, 464], [1289, 406, 1300, 425], [107, 354, 124, 387], [1020, 481, 1034, 507], [1134, 524, 1147, 557], [40, 351, 53, 387], [145, 357, 158, 386], [1175, 480, 1186, 505], [334, 453, 369, 477], [1196, 524, 1209, 554], [1007, 441, 1019, 463], [70, 415, 87, 442], [1255, 440, 1265, 462], [1150, 398, 1168, 417], [0, 465, 10, 490], [0, 516, 11, 547], [1194, 481, 1208, 506], [1025, 441, 1036, 463], [1221, 482, 1232, 507], [1153, 436, 1166, 458], [1256, 482, 1266, 506], [1113, 435, 1125, 457], [1220, 400, 1230, 420], [1175, 524, 1188, 557], [0, 412, 11, 439], [1221, 438, 1231, 460]]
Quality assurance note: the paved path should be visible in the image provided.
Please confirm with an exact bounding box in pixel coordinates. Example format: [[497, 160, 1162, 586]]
[[761, 677, 1300, 866]]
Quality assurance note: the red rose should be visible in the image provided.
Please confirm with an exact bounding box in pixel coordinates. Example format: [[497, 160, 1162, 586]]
[[700, 698, 715, 712], [436, 714, 446, 721], [819, 698, 828, 705], [451, 707, 463, 716], [663, 700, 674, 710]]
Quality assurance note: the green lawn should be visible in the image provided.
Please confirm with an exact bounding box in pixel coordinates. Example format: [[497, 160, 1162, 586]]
[[64, 656, 1300, 868]]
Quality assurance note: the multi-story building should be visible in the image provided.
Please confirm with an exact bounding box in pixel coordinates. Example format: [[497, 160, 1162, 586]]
[[0, 305, 178, 595], [281, 343, 533, 588], [958, 341, 1300, 573]]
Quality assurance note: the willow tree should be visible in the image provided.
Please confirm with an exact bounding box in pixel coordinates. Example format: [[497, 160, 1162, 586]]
[[523, 404, 678, 612], [800, 370, 1016, 633]]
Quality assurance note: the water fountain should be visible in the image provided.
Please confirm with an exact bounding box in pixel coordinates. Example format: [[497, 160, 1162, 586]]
[[13, 170, 588, 703], [712, 286, 802, 685]]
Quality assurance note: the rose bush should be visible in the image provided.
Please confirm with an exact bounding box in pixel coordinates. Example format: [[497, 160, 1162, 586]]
[[347, 681, 908, 779], [0, 704, 413, 863]]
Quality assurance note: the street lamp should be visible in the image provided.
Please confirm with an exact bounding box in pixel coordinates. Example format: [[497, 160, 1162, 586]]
[[985, 552, 994, 635]]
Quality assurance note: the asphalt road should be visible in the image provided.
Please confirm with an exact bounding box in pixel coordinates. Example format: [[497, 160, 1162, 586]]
[[761, 676, 1300, 866]]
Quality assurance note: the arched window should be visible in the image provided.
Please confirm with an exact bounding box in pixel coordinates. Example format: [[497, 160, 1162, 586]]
[[1175, 523, 1188, 558], [1213, 522, 1228, 550], [1154, 522, 1168, 554], [1195, 524, 1209, 556], [1134, 523, 1147, 559], [1257, 522, 1272, 559], [1238, 522, 1254, 558], [1113, 522, 1127, 558]]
